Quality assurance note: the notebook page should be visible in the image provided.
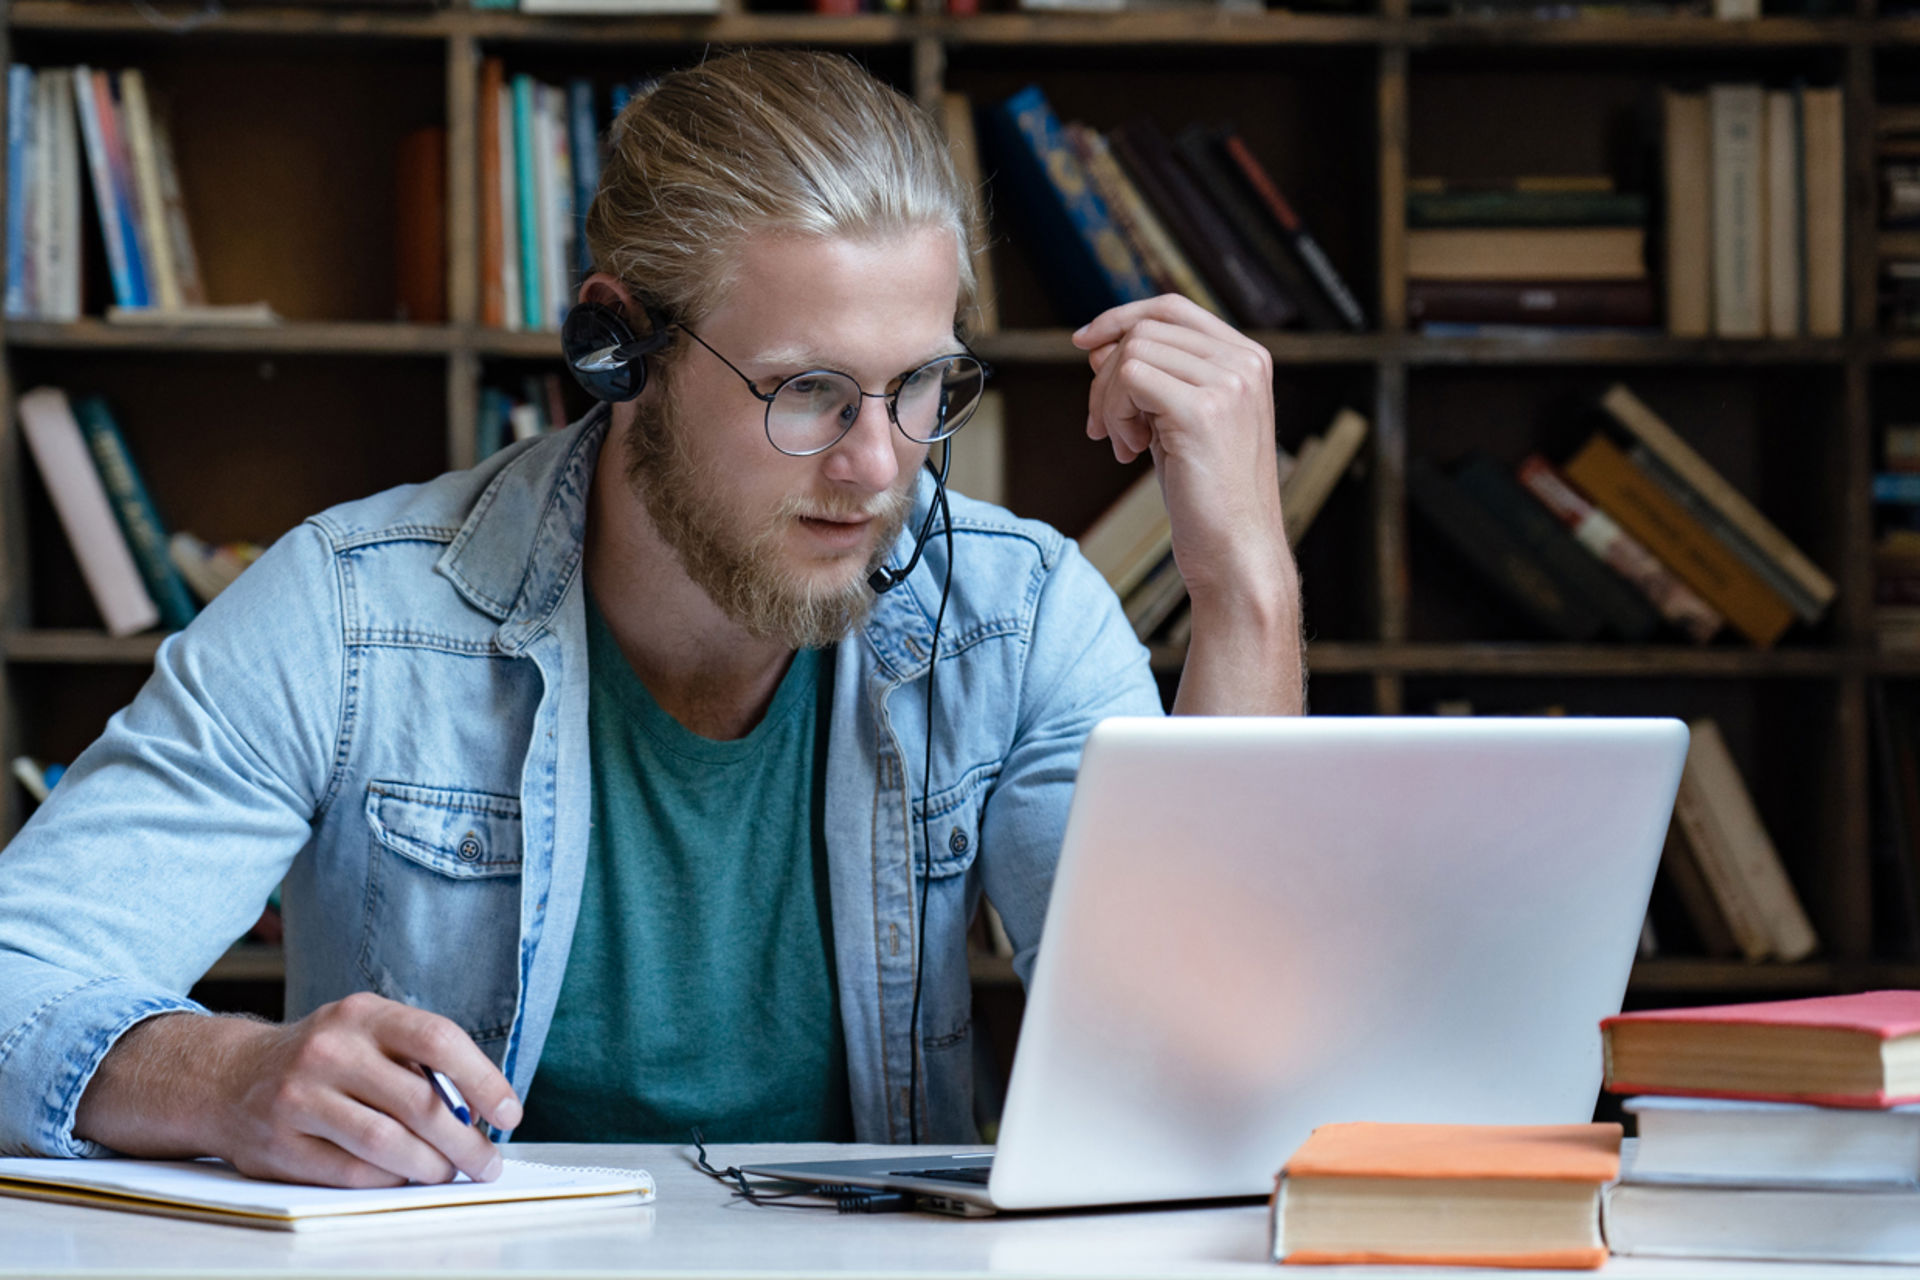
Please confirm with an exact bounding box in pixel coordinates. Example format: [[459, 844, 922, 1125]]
[[0, 1156, 653, 1222]]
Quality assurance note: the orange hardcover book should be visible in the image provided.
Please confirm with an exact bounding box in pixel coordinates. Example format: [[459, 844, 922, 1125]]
[[1602, 990, 1920, 1107], [1272, 1122, 1620, 1269], [480, 58, 506, 330], [1562, 434, 1795, 647]]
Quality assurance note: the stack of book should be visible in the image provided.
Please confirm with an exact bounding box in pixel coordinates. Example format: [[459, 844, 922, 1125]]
[[1412, 382, 1834, 648], [3, 62, 249, 322], [480, 64, 654, 332], [1601, 991, 1920, 1265], [1271, 1122, 1622, 1268], [1882, 105, 1920, 331], [1076, 407, 1368, 646], [1661, 83, 1844, 339], [974, 84, 1366, 331], [1406, 178, 1655, 335], [12, 386, 259, 637]]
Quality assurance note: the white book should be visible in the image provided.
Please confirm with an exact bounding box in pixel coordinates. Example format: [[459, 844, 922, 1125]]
[[1625, 1096, 1920, 1188], [45, 68, 79, 320], [498, 80, 522, 332], [1709, 83, 1766, 339], [1605, 1146, 1920, 1264], [15, 386, 159, 636], [1764, 89, 1801, 337], [1713, 0, 1759, 17], [117, 69, 179, 311], [148, 102, 204, 307], [0, 1155, 652, 1233]]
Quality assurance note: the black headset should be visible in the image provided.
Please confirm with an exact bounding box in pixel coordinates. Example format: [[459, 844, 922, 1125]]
[[563, 296, 957, 1142]]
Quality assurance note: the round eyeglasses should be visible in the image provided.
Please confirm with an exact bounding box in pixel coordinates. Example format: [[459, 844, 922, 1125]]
[[678, 326, 993, 458]]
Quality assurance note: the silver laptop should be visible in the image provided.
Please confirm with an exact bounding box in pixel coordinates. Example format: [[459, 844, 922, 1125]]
[[745, 715, 1690, 1215]]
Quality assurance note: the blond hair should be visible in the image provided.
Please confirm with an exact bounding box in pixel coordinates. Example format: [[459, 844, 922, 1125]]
[[587, 49, 981, 339]]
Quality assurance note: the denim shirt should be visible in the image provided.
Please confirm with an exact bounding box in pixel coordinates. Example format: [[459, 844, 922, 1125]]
[[0, 405, 1163, 1156]]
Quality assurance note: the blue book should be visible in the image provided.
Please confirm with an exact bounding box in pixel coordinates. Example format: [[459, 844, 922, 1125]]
[[6, 65, 33, 318], [512, 75, 543, 331], [71, 396, 197, 630], [567, 79, 598, 282], [71, 66, 138, 308], [985, 85, 1154, 326], [1877, 473, 1920, 506], [100, 73, 151, 309], [476, 387, 511, 460]]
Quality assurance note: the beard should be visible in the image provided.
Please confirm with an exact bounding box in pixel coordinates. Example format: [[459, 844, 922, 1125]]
[[623, 384, 915, 650]]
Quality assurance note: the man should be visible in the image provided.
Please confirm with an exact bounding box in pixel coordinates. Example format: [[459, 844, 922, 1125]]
[[0, 50, 1301, 1185]]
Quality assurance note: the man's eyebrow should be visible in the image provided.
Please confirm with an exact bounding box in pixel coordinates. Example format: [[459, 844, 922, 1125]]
[[752, 339, 962, 370]]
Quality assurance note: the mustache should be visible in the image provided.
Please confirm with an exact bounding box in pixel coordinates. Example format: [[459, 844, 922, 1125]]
[[779, 488, 913, 524]]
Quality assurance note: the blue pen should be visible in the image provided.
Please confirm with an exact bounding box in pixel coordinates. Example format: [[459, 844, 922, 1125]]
[[422, 1065, 472, 1126]]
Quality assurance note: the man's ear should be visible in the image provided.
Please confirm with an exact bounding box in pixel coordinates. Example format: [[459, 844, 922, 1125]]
[[578, 271, 638, 315]]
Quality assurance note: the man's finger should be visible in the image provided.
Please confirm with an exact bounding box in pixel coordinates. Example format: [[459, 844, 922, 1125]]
[[372, 1005, 523, 1133], [306, 1088, 462, 1186], [348, 1057, 505, 1183], [1072, 293, 1248, 353]]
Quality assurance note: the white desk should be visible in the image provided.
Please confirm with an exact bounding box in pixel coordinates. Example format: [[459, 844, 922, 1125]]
[[1, 1143, 1914, 1279]]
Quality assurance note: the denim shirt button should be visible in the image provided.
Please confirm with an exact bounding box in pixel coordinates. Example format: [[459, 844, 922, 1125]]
[[458, 833, 483, 862], [948, 828, 968, 856]]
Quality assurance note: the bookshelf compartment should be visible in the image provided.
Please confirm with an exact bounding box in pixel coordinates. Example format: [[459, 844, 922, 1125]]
[[8, 36, 447, 323], [476, 355, 593, 462], [944, 45, 1377, 333], [1404, 365, 1847, 648], [7, 661, 149, 788], [11, 352, 448, 632]]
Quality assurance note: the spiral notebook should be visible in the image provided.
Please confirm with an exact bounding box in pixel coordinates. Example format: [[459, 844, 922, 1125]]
[[0, 1154, 653, 1232]]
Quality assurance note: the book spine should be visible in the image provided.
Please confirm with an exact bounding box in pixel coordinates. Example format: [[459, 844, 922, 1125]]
[[6, 65, 33, 319], [512, 74, 543, 330], [1405, 189, 1649, 228], [1562, 434, 1796, 647], [15, 386, 160, 636], [1107, 119, 1294, 329], [1671, 760, 1775, 961], [1686, 720, 1819, 962], [1802, 86, 1845, 338], [118, 69, 179, 311], [1406, 456, 1607, 642], [1629, 442, 1822, 624], [1171, 125, 1333, 330], [1219, 132, 1367, 331], [479, 59, 505, 329], [999, 86, 1155, 317], [498, 76, 522, 331], [45, 69, 79, 320], [1074, 126, 1224, 317], [148, 102, 203, 307], [1664, 89, 1712, 338], [30, 69, 58, 318], [1454, 453, 1662, 641], [71, 396, 197, 630], [540, 84, 569, 330], [1517, 454, 1724, 643], [1066, 122, 1181, 299], [1407, 227, 1647, 281], [568, 78, 598, 283], [1764, 89, 1801, 338], [1709, 83, 1766, 338], [1280, 409, 1368, 545], [71, 66, 136, 309], [94, 71, 150, 309], [1658, 822, 1742, 958], [1407, 279, 1657, 327]]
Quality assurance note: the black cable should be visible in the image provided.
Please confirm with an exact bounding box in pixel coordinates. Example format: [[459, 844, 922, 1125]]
[[906, 472, 955, 1147], [687, 1129, 913, 1213]]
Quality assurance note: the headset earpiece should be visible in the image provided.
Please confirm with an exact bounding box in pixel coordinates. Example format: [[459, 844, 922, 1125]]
[[561, 300, 675, 403]]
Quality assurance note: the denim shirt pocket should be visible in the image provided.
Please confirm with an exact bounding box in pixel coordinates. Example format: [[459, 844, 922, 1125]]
[[359, 781, 524, 1046]]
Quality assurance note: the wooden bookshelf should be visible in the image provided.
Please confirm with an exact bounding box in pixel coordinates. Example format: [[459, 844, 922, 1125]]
[[1, 0, 1916, 1027]]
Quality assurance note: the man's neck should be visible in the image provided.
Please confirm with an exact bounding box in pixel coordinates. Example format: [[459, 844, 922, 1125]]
[[583, 416, 797, 741]]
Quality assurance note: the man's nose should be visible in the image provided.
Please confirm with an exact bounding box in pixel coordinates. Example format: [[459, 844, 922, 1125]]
[[824, 394, 903, 492]]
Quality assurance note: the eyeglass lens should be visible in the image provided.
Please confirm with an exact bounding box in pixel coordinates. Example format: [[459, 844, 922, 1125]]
[[767, 355, 985, 455]]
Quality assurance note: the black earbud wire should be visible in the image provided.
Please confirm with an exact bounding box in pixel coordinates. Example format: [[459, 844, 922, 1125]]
[[906, 460, 955, 1147]]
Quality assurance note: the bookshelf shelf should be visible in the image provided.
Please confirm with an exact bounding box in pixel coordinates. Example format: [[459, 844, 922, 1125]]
[[1296, 643, 1851, 679], [1401, 334, 1854, 366], [938, 11, 1386, 46], [5, 320, 465, 357], [7, 1, 459, 40], [1404, 15, 1856, 50], [1, 631, 166, 665]]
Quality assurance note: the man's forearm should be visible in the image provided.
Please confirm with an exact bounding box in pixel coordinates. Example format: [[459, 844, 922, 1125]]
[[73, 1011, 271, 1157], [1171, 561, 1306, 716]]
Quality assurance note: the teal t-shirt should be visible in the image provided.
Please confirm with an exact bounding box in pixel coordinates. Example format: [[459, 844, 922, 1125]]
[[515, 597, 853, 1142]]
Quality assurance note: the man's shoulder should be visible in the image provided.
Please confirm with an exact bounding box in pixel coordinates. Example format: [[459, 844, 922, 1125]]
[[302, 433, 550, 553]]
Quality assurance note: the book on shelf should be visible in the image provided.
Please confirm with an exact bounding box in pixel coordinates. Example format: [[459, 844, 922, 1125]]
[[1599, 382, 1834, 623], [1271, 1122, 1620, 1268], [1077, 469, 1171, 600], [942, 93, 1003, 334], [168, 532, 261, 606], [15, 386, 160, 637], [1710, 83, 1766, 338], [1107, 117, 1298, 330], [1408, 454, 1607, 643], [1764, 88, 1802, 339], [1516, 454, 1723, 644], [1065, 121, 1226, 321], [1560, 434, 1795, 648], [1280, 406, 1368, 547], [6, 66, 33, 319], [1802, 85, 1845, 338], [1623, 1094, 1920, 1186], [71, 395, 197, 631], [1407, 226, 1646, 283], [944, 389, 1005, 508], [1453, 452, 1661, 641], [983, 85, 1155, 327], [1170, 124, 1342, 331], [1407, 280, 1656, 328], [1655, 819, 1742, 958], [1602, 990, 1920, 1106], [1664, 89, 1712, 338], [1406, 188, 1648, 229], [105, 302, 278, 327], [10, 756, 64, 805], [1218, 129, 1366, 331], [0, 1154, 654, 1231], [516, 0, 719, 12]]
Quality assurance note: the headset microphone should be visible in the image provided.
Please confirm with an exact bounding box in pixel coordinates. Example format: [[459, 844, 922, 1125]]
[[868, 443, 953, 595]]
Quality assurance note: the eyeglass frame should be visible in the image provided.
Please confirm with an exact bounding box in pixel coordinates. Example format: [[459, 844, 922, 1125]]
[[674, 324, 995, 458]]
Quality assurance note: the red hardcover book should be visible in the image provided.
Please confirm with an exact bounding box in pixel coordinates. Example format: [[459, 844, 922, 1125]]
[[1602, 991, 1920, 1107]]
